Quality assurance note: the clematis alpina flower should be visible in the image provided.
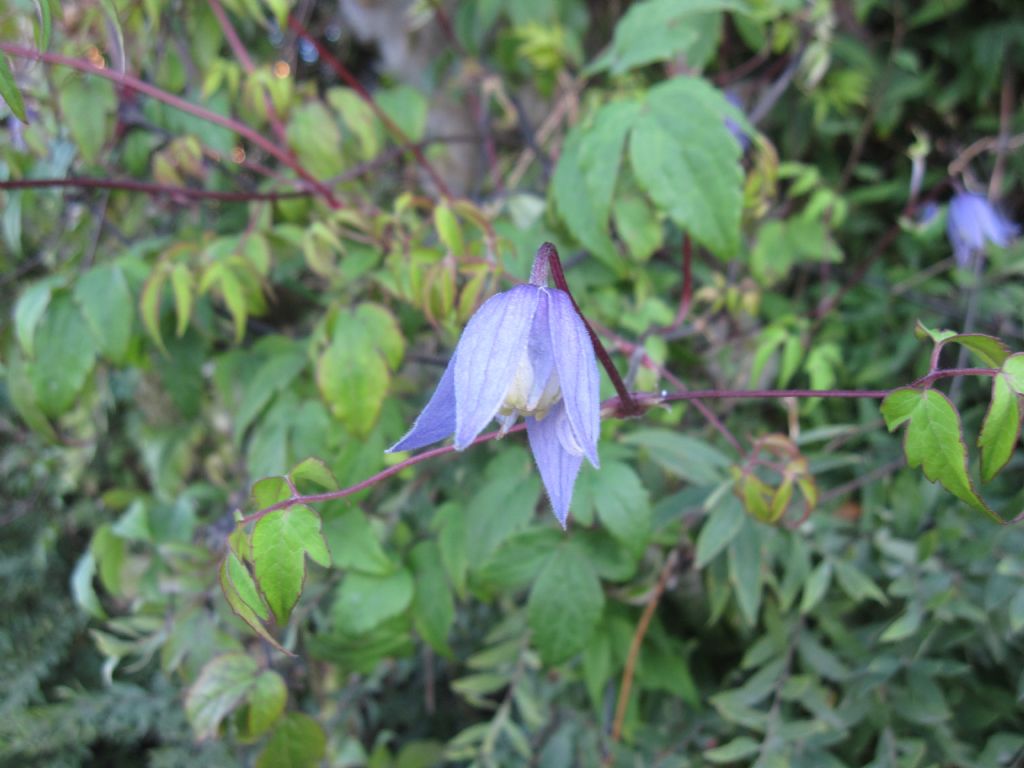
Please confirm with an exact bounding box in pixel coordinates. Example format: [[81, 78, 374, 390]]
[[947, 192, 1018, 267], [387, 245, 600, 528]]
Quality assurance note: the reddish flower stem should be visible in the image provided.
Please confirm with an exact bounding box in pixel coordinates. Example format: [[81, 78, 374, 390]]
[[537, 242, 642, 415], [0, 42, 342, 209], [238, 367, 998, 526]]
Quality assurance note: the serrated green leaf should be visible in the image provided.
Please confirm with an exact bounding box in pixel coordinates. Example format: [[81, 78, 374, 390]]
[[588, 0, 752, 75], [630, 78, 743, 257], [185, 653, 260, 740], [833, 559, 888, 605], [1004, 353, 1024, 395], [410, 541, 455, 656], [551, 128, 621, 269], [881, 388, 999, 522], [800, 560, 832, 614], [376, 85, 428, 143], [0, 53, 27, 123], [527, 544, 604, 665], [289, 457, 338, 492], [979, 373, 1021, 483], [323, 507, 393, 575], [29, 293, 97, 417], [612, 194, 663, 262], [475, 527, 561, 591], [4, 342, 57, 439], [880, 606, 924, 642], [255, 713, 326, 768], [74, 264, 135, 364], [221, 564, 289, 655], [287, 101, 345, 180], [245, 670, 287, 738], [946, 333, 1010, 368], [331, 568, 414, 635], [695, 494, 745, 568], [251, 505, 330, 624]]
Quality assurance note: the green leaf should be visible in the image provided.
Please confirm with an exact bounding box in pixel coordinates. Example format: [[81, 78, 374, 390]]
[[376, 85, 428, 143], [1004, 353, 1024, 395], [317, 303, 404, 436], [288, 457, 338, 492], [695, 494, 745, 568], [551, 127, 620, 269], [433, 203, 464, 256], [287, 102, 345, 180], [527, 544, 604, 665], [833, 560, 888, 605], [623, 429, 731, 485], [410, 541, 456, 656], [946, 333, 1010, 368], [0, 53, 27, 123], [14, 277, 59, 358], [612, 194, 663, 262], [59, 75, 116, 162], [587, 0, 752, 74], [465, 449, 541, 563], [705, 736, 760, 764], [750, 217, 842, 286], [251, 505, 330, 624], [139, 267, 167, 352], [184, 653, 260, 740], [244, 670, 287, 738], [475, 527, 562, 591], [800, 560, 832, 614], [73, 264, 135, 364], [29, 293, 97, 417], [170, 262, 194, 338], [323, 507, 393, 575], [234, 343, 308, 439], [881, 388, 999, 522], [727, 519, 762, 625], [630, 78, 743, 257], [979, 372, 1021, 483], [34, 0, 54, 50], [327, 87, 381, 159], [592, 461, 651, 555], [4, 342, 56, 439], [255, 713, 326, 768], [331, 568, 414, 635], [221, 556, 290, 656]]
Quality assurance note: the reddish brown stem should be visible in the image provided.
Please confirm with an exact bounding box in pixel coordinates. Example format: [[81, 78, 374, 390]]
[[0, 177, 309, 201], [538, 243, 641, 415], [0, 42, 341, 209]]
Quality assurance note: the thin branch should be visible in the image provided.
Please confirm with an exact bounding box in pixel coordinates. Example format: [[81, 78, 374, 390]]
[[539, 243, 641, 415], [287, 16, 454, 200], [0, 42, 342, 209], [208, 0, 291, 147], [610, 549, 680, 746], [237, 367, 999, 526], [0, 177, 310, 201]]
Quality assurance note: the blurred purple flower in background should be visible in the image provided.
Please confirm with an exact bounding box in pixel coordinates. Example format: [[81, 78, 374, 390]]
[[388, 247, 601, 528], [947, 192, 1018, 267], [725, 91, 750, 152]]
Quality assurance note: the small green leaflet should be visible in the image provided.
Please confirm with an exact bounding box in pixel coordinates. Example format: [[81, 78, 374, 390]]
[[185, 653, 284, 740], [251, 505, 330, 624], [881, 388, 1000, 523], [255, 713, 326, 768], [979, 354, 1024, 483], [526, 543, 604, 665], [0, 53, 27, 123]]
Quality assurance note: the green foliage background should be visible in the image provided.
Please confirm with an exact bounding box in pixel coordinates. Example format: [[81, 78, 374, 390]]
[[2, 0, 1024, 765]]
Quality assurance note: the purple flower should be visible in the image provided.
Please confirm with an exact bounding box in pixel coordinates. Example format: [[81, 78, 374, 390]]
[[387, 248, 601, 528], [947, 192, 1018, 267]]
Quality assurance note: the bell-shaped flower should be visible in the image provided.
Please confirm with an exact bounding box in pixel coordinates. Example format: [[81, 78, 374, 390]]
[[947, 192, 1018, 267], [387, 250, 601, 528]]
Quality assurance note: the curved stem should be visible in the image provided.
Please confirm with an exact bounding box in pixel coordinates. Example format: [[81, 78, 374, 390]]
[[238, 367, 998, 526], [0, 177, 309, 201]]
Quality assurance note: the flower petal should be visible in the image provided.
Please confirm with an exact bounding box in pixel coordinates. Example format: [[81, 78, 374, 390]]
[[386, 354, 456, 453], [525, 295, 557, 411], [527, 406, 583, 529], [546, 289, 600, 468], [454, 285, 540, 449]]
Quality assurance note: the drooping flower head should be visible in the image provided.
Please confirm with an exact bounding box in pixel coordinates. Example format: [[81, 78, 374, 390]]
[[947, 192, 1018, 267], [387, 244, 601, 527]]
